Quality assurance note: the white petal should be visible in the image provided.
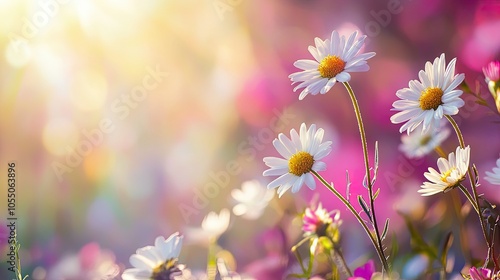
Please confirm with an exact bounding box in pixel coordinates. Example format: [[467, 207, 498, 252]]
[[130, 254, 155, 271], [263, 157, 288, 168], [312, 161, 327, 171], [279, 133, 298, 155], [294, 59, 319, 70], [136, 246, 162, 264], [268, 173, 293, 189], [308, 45, 321, 62], [263, 168, 288, 176], [122, 268, 152, 280], [304, 173, 316, 190], [336, 72, 351, 82], [320, 78, 337, 94], [291, 175, 305, 193], [273, 137, 293, 159]]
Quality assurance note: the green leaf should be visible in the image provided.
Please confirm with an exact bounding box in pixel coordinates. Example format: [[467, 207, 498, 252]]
[[372, 188, 381, 201], [388, 232, 399, 265], [346, 170, 351, 201], [318, 236, 334, 251], [460, 80, 472, 93], [358, 195, 372, 222], [372, 141, 379, 185], [381, 218, 390, 241], [472, 164, 480, 186], [475, 100, 488, 106], [400, 213, 438, 260], [440, 232, 454, 270], [307, 238, 318, 276], [362, 173, 369, 189]]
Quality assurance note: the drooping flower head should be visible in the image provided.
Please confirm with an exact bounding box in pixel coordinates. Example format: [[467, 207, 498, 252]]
[[483, 60, 500, 113], [289, 30, 375, 100], [418, 146, 470, 196], [122, 232, 185, 280], [302, 203, 342, 239], [399, 119, 450, 159], [391, 53, 465, 134], [483, 60, 500, 85], [263, 123, 332, 197], [485, 158, 500, 185]]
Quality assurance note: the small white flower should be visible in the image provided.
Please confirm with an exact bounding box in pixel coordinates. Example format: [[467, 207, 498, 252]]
[[185, 209, 230, 245], [202, 208, 230, 238], [122, 232, 184, 280], [289, 30, 375, 100], [231, 180, 274, 220], [418, 146, 470, 196], [485, 158, 500, 185], [263, 123, 332, 197], [391, 53, 465, 134], [399, 120, 450, 158]]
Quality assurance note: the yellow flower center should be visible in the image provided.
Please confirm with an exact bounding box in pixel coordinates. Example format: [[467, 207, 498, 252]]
[[419, 135, 432, 146], [441, 169, 454, 183], [419, 87, 444, 110], [288, 151, 314, 176], [318, 55, 346, 78], [151, 258, 179, 280]]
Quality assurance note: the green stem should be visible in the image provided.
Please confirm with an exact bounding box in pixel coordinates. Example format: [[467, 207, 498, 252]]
[[207, 237, 217, 280], [312, 170, 389, 273], [445, 115, 490, 265], [436, 145, 472, 263], [332, 248, 353, 277], [343, 82, 389, 273]]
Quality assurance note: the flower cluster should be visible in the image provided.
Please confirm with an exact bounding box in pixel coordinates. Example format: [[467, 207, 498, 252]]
[[259, 29, 500, 279], [33, 29, 500, 280]]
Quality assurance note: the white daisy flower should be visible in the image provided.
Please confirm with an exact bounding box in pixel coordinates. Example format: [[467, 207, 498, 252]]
[[122, 232, 185, 280], [186, 209, 231, 245], [231, 180, 274, 220], [289, 30, 376, 100], [485, 158, 500, 185], [399, 120, 451, 158], [391, 53, 465, 134], [263, 123, 332, 197], [418, 146, 470, 196], [201, 208, 230, 239]]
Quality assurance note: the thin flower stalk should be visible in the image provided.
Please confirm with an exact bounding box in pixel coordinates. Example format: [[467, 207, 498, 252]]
[[445, 114, 491, 266], [342, 82, 389, 273], [312, 170, 389, 274]]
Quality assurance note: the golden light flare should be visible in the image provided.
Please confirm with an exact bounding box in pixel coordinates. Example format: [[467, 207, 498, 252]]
[[70, 70, 108, 111], [42, 118, 79, 156], [5, 39, 32, 68], [83, 149, 115, 182]]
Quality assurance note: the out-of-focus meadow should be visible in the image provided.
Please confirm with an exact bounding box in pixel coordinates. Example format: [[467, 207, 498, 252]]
[[0, 0, 499, 279]]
